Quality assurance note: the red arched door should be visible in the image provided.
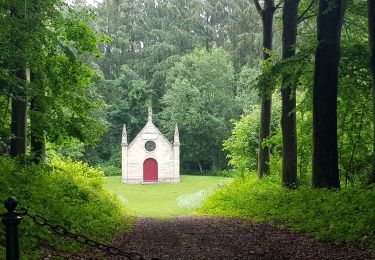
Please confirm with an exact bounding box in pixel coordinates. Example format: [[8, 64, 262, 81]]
[[143, 158, 158, 182]]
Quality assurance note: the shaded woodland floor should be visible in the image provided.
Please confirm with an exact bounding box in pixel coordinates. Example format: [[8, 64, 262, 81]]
[[65, 217, 373, 260]]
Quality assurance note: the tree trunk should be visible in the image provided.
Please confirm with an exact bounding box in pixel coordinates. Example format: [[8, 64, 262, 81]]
[[198, 161, 203, 174], [30, 94, 46, 164], [257, 0, 275, 178], [205, 12, 210, 52], [30, 71, 46, 164], [312, 0, 345, 188], [257, 98, 272, 177], [10, 69, 28, 158], [281, 0, 300, 188], [368, 0, 375, 185]]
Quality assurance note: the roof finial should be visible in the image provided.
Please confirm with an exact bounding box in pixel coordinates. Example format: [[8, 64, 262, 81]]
[[148, 106, 153, 122], [174, 124, 179, 144], [122, 124, 127, 145]]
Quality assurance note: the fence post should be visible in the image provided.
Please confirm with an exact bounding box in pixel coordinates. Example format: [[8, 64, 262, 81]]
[[2, 197, 21, 260]]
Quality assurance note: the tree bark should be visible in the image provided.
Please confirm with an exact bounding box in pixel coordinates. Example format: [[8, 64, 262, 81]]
[[312, 0, 345, 188], [30, 94, 46, 164], [198, 161, 203, 174], [30, 71, 46, 164], [255, 0, 275, 178], [281, 0, 300, 188], [368, 0, 375, 185], [10, 69, 28, 158]]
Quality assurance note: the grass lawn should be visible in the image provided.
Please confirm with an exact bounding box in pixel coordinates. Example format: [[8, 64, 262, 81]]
[[105, 175, 232, 218]]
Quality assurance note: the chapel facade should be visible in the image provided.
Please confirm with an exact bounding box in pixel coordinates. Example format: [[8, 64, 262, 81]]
[[121, 108, 180, 183]]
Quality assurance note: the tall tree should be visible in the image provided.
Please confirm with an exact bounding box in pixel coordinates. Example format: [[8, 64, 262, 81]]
[[281, 0, 300, 187], [368, 0, 375, 184], [85, 66, 151, 166], [94, 0, 261, 113], [95, 0, 128, 80], [10, 70, 28, 158], [312, 0, 345, 188], [8, 2, 29, 158], [253, 0, 277, 178], [159, 47, 240, 172], [1, 0, 105, 160], [30, 71, 46, 163]]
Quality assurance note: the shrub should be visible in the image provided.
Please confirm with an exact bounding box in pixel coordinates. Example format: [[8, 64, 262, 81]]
[[0, 156, 132, 258], [98, 163, 121, 176], [181, 170, 235, 177], [223, 94, 281, 175], [197, 172, 375, 249]]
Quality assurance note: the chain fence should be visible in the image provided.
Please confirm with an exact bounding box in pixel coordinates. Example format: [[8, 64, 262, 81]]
[[10, 207, 150, 260]]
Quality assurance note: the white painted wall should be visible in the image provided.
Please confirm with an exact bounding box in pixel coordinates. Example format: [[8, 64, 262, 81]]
[[121, 119, 180, 184]]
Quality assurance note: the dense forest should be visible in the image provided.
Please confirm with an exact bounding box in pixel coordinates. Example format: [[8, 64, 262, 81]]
[[83, 0, 264, 173], [1, 0, 375, 258], [81, 0, 373, 188]]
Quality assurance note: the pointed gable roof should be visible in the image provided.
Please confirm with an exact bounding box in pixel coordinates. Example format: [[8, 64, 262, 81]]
[[128, 115, 173, 149]]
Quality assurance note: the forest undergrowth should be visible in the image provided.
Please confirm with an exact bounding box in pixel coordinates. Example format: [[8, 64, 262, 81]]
[[197, 173, 375, 252], [0, 156, 133, 258]]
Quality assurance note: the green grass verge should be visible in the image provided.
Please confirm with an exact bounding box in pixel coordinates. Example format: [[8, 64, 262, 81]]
[[197, 174, 375, 249], [105, 175, 232, 218]]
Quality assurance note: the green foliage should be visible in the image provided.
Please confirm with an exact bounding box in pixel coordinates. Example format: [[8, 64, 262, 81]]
[[85, 0, 263, 169], [223, 108, 260, 173], [223, 93, 282, 174], [159, 47, 241, 171], [97, 163, 121, 177], [198, 173, 375, 248], [47, 137, 86, 161], [338, 39, 373, 185], [295, 92, 313, 184], [236, 65, 260, 109], [86, 66, 152, 167], [0, 0, 107, 154], [223, 5, 372, 184], [0, 156, 132, 257], [181, 170, 235, 177], [92, 0, 262, 112]]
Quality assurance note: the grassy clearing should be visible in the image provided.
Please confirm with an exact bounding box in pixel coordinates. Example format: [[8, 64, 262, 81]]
[[105, 175, 232, 218], [197, 173, 375, 250]]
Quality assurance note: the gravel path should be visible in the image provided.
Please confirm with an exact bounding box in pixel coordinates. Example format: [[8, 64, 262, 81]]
[[101, 217, 372, 260]]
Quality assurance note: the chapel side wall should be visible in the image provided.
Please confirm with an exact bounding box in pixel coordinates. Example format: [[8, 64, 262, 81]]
[[121, 144, 128, 182], [157, 143, 175, 182], [125, 140, 143, 183], [173, 144, 180, 182]]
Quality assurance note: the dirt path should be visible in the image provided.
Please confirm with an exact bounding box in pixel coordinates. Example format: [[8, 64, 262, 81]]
[[101, 217, 372, 260]]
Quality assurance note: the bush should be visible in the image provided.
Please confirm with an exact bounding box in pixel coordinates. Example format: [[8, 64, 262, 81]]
[[98, 163, 121, 176], [223, 94, 281, 174], [197, 172, 375, 249], [181, 170, 235, 177], [0, 156, 132, 258]]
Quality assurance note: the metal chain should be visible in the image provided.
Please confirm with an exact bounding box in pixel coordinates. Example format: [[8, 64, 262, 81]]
[[18, 208, 148, 260]]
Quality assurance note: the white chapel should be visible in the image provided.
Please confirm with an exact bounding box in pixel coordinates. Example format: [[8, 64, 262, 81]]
[[121, 107, 180, 183]]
